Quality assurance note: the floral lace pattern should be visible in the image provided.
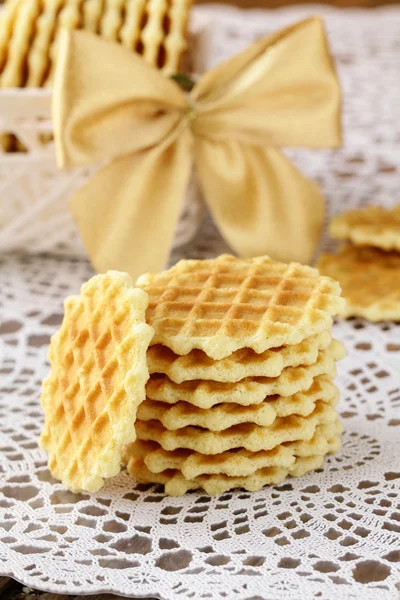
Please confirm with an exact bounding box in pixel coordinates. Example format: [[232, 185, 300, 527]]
[[1, 5, 400, 599]]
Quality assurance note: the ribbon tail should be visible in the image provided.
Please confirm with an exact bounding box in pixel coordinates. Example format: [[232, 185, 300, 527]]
[[70, 130, 193, 280], [195, 139, 324, 265]]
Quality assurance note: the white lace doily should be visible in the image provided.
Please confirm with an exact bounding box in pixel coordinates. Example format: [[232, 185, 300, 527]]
[[1, 5, 400, 599]]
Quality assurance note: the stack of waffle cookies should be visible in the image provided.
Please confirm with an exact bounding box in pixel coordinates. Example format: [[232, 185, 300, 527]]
[[124, 254, 346, 496], [319, 205, 400, 322]]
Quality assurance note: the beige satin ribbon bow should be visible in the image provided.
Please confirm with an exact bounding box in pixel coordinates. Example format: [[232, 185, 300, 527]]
[[53, 17, 341, 278]]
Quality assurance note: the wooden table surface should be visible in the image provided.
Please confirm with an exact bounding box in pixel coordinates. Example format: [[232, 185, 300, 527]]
[[0, 578, 156, 600]]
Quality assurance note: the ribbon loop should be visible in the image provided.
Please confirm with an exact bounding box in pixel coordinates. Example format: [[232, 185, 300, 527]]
[[53, 30, 187, 167], [53, 18, 341, 280]]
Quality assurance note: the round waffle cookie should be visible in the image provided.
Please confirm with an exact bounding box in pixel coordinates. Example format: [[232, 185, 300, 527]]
[[40, 271, 153, 493], [137, 375, 339, 431], [127, 451, 338, 496], [135, 400, 338, 454], [146, 339, 345, 408], [147, 330, 332, 383], [330, 204, 400, 251], [125, 419, 343, 481], [318, 246, 400, 321], [136, 254, 345, 360]]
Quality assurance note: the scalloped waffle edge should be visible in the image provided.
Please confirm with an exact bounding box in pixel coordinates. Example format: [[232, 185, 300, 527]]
[[137, 254, 345, 360], [330, 204, 400, 251], [40, 271, 153, 493]]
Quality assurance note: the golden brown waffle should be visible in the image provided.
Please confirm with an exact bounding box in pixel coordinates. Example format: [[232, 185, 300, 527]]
[[137, 254, 345, 360], [0, 0, 21, 150], [1, 0, 42, 87], [139, 0, 191, 74], [40, 271, 153, 493], [125, 419, 342, 480], [138, 0, 168, 66], [318, 246, 400, 321], [330, 205, 400, 251], [99, 0, 125, 40], [135, 400, 338, 454], [26, 0, 64, 87], [137, 375, 339, 431], [119, 0, 145, 47], [146, 339, 345, 408], [45, 0, 191, 85], [0, 0, 22, 73], [82, 0, 104, 32], [162, 0, 191, 74], [44, 0, 84, 87], [90, 0, 191, 74], [128, 453, 334, 496], [147, 330, 332, 383]]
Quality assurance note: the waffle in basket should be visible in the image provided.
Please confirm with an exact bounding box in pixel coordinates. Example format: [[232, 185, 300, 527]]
[[0, 0, 192, 151], [40, 255, 346, 496], [0, 0, 192, 89]]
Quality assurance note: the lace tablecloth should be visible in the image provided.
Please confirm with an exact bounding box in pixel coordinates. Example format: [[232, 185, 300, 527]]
[[1, 5, 400, 600]]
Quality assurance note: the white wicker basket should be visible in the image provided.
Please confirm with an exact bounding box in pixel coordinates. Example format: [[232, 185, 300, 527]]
[[0, 89, 205, 258]]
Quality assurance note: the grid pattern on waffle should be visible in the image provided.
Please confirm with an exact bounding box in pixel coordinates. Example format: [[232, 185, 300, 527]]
[[0, 0, 191, 91], [137, 255, 345, 359], [40, 272, 152, 493]]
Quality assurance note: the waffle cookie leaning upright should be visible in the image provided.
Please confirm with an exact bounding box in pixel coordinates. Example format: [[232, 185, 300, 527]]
[[125, 254, 346, 496], [40, 271, 153, 493]]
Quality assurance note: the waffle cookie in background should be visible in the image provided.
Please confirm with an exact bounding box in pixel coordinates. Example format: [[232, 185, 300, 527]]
[[329, 204, 400, 252], [123, 254, 346, 496], [319, 205, 400, 321], [318, 246, 400, 321], [0, 0, 192, 89]]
